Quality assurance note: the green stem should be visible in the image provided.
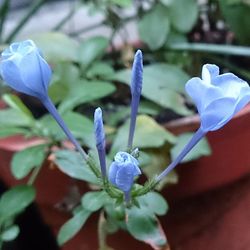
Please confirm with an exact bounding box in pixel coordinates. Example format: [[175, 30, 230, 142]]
[[27, 147, 51, 185], [167, 43, 250, 57], [5, 0, 47, 43], [0, 0, 10, 43], [98, 211, 110, 250], [27, 163, 43, 186], [103, 179, 123, 199], [131, 178, 158, 197], [68, 14, 137, 37], [86, 153, 102, 179], [68, 21, 105, 37], [52, 2, 78, 31]]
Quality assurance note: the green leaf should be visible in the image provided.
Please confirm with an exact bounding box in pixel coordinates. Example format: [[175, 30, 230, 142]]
[[219, 0, 250, 44], [166, 30, 188, 45], [30, 32, 78, 62], [81, 191, 109, 212], [0, 109, 33, 127], [169, 0, 198, 33], [57, 208, 91, 246], [11, 144, 48, 179], [0, 127, 27, 138], [139, 192, 168, 216], [62, 112, 95, 148], [48, 82, 69, 104], [170, 132, 211, 163], [78, 36, 109, 68], [110, 0, 132, 7], [105, 203, 126, 221], [105, 105, 130, 127], [114, 63, 191, 115], [160, 0, 173, 6], [1, 225, 20, 242], [139, 101, 163, 116], [37, 112, 95, 148], [111, 115, 176, 155], [2, 94, 34, 120], [58, 80, 115, 114], [49, 63, 80, 103], [140, 145, 178, 188], [86, 62, 115, 79], [138, 4, 170, 50], [0, 185, 35, 222], [126, 206, 167, 248], [54, 150, 99, 184], [53, 62, 80, 86]]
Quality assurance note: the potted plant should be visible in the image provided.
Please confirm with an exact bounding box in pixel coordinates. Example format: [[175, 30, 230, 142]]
[[1, 0, 250, 249]]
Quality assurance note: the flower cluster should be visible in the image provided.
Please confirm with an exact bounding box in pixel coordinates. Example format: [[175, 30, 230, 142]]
[[93, 50, 143, 200], [1, 40, 250, 202]]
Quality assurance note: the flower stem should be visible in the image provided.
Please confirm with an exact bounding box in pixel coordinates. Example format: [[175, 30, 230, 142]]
[[0, 239, 3, 250], [27, 163, 43, 186], [124, 191, 131, 205], [41, 96, 88, 161], [156, 127, 206, 182], [98, 211, 111, 250]]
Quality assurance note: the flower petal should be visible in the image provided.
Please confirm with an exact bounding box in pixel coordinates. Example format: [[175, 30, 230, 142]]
[[202, 64, 219, 83], [213, 73, 248, 98], [133, 164, 142, 176], [200, 97, 236, 131], [108, 162, 119, 186], [20, 52, 51, 97], [185, 77, 223, 113], [0, 59, 34, 96], [115, 163, 134, 192], [233, 87, 250, 115]]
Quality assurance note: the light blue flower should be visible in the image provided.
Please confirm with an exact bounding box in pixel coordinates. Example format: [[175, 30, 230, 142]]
[[0, 40, 88, 160], [186, 64, 250, 132], [157, 64, 250, 182], [109, 152, 141, 200], [0, 40, 51, 100], [128, 50, 143, 149], [94, 107, 107, 178]]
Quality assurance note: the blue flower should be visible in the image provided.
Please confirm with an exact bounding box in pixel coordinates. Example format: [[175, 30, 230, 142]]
[[157, 64, 250, 182], [186, 64, 250, 132], [0, 40, 88, 160], [0, 40, 52, 100], [94, 107, 107, 178], [109, 152, 141, 193], [128, 50, 143, 149]]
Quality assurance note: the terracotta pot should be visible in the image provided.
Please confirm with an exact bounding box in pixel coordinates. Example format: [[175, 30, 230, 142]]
[[163, 104, 250, 200], [164, 174, 250, 250], [1, 102, 250, 250], [0, 136, 168, 250], [0, 135, 90, 249]]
